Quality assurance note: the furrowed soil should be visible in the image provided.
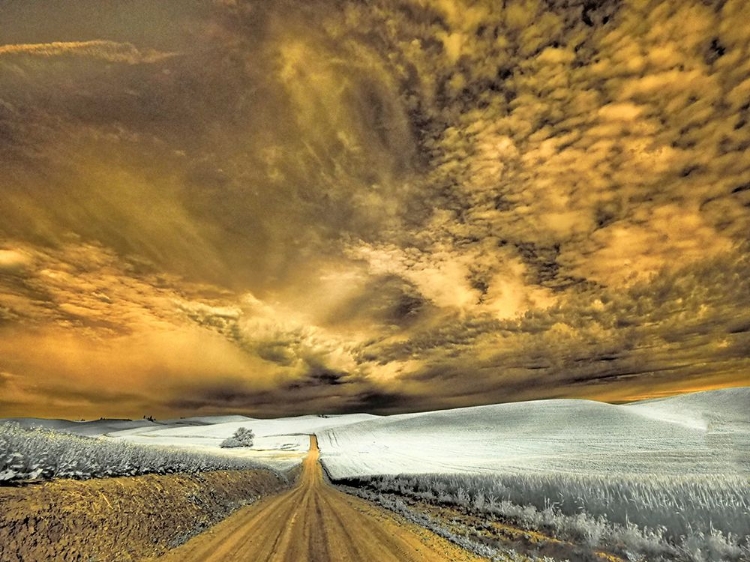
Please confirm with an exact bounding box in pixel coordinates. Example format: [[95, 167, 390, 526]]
[[0, 467, 289, 562], [149, 436, 485, 562]]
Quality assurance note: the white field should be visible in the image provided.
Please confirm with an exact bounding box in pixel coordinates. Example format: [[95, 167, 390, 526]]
[[8, 388, 748, 475], [4, 417, 161, 437], [317, 387, 750, 480], [7, 413, 378, 471], [105, 413, 378, 470]]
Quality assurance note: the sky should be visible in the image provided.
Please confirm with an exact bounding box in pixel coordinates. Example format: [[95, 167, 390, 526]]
[[0, 0, 748, 419]]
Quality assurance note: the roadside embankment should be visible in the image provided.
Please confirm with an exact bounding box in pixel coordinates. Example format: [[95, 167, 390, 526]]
[[0, 468, 291, 562]]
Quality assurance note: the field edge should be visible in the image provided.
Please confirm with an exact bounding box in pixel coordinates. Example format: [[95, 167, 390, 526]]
[[0, 467, 294, 562]]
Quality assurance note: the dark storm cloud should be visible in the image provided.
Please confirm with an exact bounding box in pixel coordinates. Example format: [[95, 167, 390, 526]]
[[166, 367, 375, 417], [354, 251, 750, 409], [0, 0, 749, 418], [317, 274, 433, 329]]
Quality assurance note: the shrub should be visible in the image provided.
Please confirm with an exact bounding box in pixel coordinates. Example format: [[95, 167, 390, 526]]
[[221, 427, 254, 449]]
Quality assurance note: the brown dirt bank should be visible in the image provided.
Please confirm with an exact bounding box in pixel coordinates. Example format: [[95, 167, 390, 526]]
[[0, 468, 290, 562]]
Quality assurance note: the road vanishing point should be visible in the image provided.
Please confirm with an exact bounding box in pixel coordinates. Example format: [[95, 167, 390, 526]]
[[152, 436, 482, 562]]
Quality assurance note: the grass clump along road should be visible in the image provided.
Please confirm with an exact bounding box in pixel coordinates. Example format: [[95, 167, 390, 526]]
[[339, 472, 750, 561]]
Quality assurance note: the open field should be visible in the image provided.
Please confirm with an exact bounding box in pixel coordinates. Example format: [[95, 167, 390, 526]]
[[106, 413, 378, 470], [319, 388, 750, 561], [3, 412, 377, 474], [318, 388, 750, 478], [0, 422, 276, 482]]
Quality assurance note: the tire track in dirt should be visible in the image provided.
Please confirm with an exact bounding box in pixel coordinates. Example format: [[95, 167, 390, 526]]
[[149, 436, 485, 562]]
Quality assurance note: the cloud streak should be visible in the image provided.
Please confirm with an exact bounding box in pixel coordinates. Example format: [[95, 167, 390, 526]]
[[0, 40, 178, 64]]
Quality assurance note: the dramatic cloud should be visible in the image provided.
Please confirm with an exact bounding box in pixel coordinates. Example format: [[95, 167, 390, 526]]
[[0, 0, 748, 418]]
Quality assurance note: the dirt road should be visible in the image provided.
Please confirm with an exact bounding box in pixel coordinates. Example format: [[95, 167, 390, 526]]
[[152, 436, 484, 562]]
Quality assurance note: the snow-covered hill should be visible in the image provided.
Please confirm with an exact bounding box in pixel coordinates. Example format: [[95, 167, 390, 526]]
[[7, 388, 748, 476], [108, 413, 379, 450], [5, 412, 380, 470], [317, 387, 750, 479], [97, 413, 377, 470]]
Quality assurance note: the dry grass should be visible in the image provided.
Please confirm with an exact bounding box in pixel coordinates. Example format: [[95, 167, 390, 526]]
[[0, 422, 272, 482], [338, 472, 750, 561]]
